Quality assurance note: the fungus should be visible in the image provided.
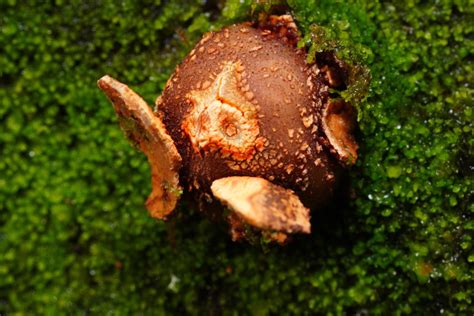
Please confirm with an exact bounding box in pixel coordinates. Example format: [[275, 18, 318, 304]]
[[322, 99, 359, 165], [98, 15, 359, 242], [211, 176, 310, 234], [97, 76, 182, 219]]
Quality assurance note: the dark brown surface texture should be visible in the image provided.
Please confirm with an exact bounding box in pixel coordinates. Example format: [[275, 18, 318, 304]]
[[157, 19, 352, 211]]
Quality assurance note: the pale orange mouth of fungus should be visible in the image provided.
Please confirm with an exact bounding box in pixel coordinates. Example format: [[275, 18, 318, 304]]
[[182, 61, 264, 160]]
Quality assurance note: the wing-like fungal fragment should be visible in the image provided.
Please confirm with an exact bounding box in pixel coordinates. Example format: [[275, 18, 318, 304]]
[[322, 99, 359, 165], [211, 176, 311, 234], [97, 75, 182, 219]]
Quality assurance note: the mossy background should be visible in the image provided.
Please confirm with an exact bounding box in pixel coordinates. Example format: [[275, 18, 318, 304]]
[[0, 0, 472, 314]]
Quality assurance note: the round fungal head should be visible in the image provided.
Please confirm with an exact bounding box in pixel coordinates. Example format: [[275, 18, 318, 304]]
[[157, 16, 357, 211]]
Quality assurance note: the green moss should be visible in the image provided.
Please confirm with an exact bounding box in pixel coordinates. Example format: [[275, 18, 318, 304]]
[[0, 0, 472, 314]]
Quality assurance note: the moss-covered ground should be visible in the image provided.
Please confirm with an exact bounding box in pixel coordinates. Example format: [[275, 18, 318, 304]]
[[0, 0, 472, 314]]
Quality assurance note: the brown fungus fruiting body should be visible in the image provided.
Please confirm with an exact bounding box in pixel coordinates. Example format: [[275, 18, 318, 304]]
[[98, 15, 358, 242]]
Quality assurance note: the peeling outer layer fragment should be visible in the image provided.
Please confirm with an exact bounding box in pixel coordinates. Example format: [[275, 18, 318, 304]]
[[211, 176, 311, 234], [97, 75, 182, 219], [321, 99, 358, 165]]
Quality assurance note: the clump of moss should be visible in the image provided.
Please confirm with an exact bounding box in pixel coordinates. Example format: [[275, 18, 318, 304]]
[[0, 0, 472, 314]]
